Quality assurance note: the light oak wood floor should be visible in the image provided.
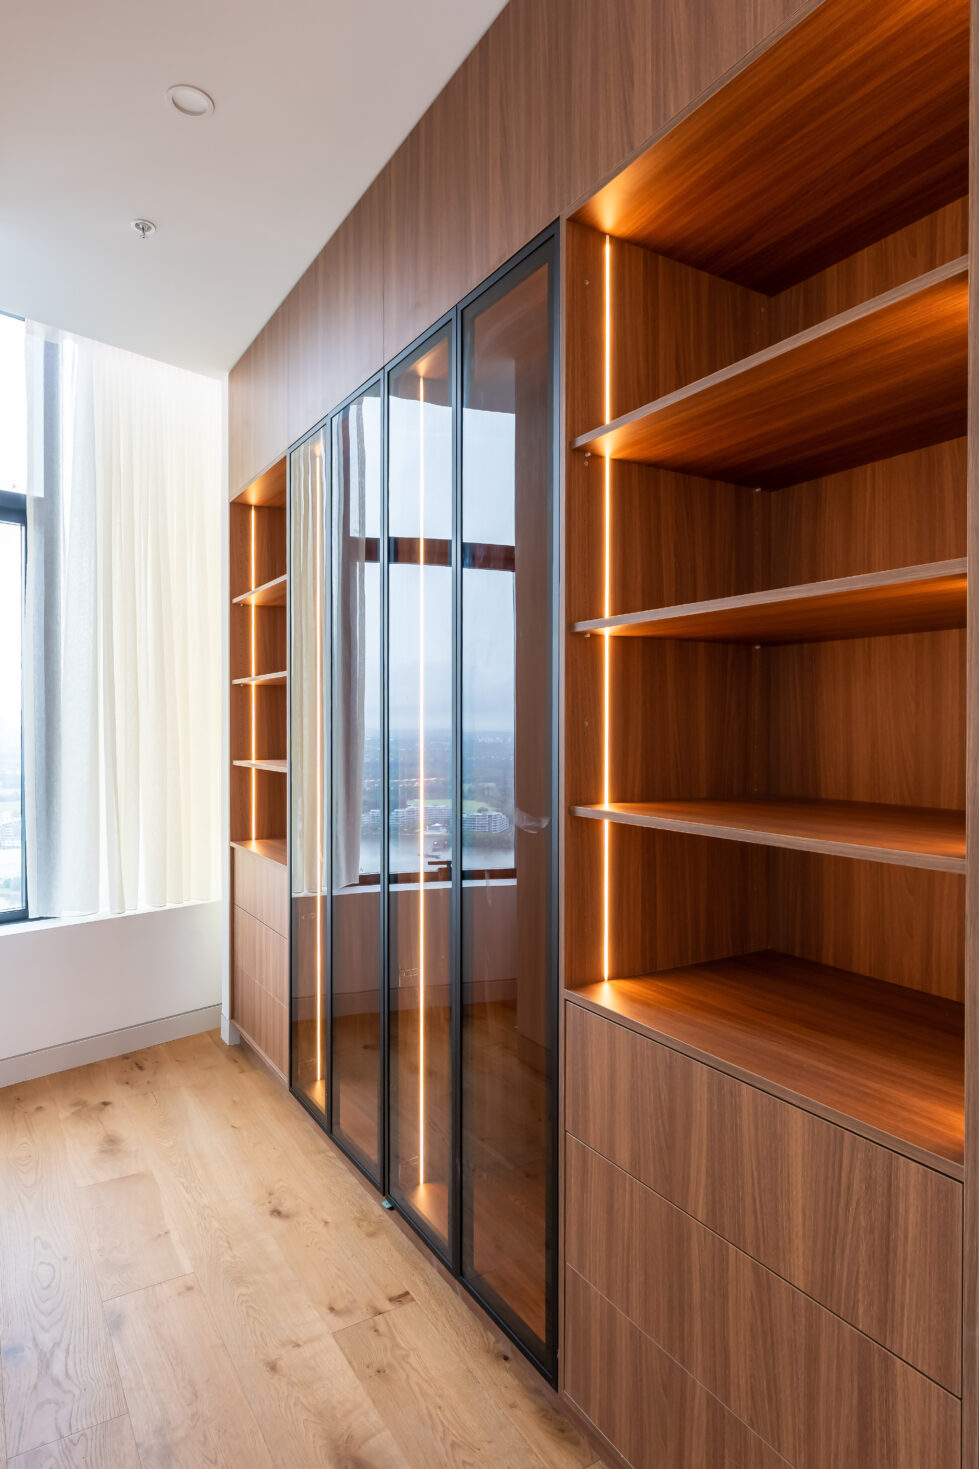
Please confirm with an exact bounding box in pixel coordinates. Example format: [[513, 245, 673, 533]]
[[0, 1030, 601, 1469]]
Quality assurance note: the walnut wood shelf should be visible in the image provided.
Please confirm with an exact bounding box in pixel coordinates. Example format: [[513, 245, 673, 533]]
[[574, 560, 967, 644], [573, 260, 968, 488], [232, 574, 287, 607], [233, 758, 287, 774], [572, 0, 968, 292], [232, 671, 287, 687], [572, 798, 966, 873], [231, 836, 287, 866], [568, 950, 964, 1173]]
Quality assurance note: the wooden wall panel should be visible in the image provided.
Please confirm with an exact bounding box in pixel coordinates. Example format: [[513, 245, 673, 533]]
[[229, 0, 806, 490], [564, 1002, 963, 1389], [565, 1138, 960, 1468]]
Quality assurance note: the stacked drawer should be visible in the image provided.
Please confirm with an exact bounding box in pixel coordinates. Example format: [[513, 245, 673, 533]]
[[233, 847, 289, 1077], [564, 1000, 962, 1469]]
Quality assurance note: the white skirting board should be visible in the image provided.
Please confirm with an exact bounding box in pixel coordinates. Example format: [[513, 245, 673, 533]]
[[0, 1003, 224, 1088]]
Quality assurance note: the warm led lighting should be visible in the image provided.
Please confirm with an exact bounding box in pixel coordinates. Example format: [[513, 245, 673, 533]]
[[603, 235, 612, 982], [250, 508, 257, 841], [315, 445, 324, 1084], [418, 373, 427, 1188]]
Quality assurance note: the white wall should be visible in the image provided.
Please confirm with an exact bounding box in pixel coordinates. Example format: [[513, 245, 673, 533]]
[[0, 900, 222, 1081]]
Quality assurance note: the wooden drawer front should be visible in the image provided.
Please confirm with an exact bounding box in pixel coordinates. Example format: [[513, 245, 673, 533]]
[[566, 1137, 959, 1469], [565, 1268, 787, 1469], [565, 1000, 961, 1389], [233, 907, 288, 1076], [233, 847, 288, 936]]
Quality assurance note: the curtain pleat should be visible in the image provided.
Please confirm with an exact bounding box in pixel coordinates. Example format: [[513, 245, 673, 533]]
[[24, 322, 221, 917]]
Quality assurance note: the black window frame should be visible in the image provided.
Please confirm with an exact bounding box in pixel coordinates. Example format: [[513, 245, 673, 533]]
[[0, 488, 27, 924]]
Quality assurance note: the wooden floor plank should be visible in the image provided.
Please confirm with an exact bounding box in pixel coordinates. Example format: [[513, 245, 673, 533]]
[[336, 1299, 552, 1469], [7, 1415, 140, 1468], [0, 1082, 126, 1458], [77, 1172, 190, 1300], [105, 1275, 273, 1469], [47, 1068, 147, 1189], [123, 1087, 407, 1469]]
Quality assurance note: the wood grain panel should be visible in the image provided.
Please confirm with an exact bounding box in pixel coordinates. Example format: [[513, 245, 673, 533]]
[[565, 1139, 961, 1468], [766, 630, 965, 810], [564, 1269, 790, 1469], [770, 197, 969, 338], [761, 437, 966, 586], [228, 310, 289, 500], [575, 261, 968, 487], [574, 0, 969, 292], [770, 850, 965, 1002], [287, 178, 386, 446], [568, 950, 965, 1170], [564, 1002, 962, 1388], [233, 907, 289, 1077], [233, 846, 288, 937]]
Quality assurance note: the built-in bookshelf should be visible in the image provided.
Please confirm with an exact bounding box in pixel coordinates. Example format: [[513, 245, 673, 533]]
[[562, 0, 971, 1461], [229, 455, 289, 1079]]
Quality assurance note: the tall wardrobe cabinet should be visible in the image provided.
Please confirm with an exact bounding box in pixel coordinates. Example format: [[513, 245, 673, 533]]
[[290, 235, 558, 1374]]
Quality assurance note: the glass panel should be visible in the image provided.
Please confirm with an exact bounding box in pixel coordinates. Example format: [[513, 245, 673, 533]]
[[388, 328, 453, 1250], [0, 516, 25, 917], [461, 250, 553, 1354], [331, 384, 383, 1175], [290, 428, 329, 1113]]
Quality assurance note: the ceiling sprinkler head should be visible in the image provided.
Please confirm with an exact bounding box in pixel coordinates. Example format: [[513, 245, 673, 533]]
[[131, 219, 156, 241]]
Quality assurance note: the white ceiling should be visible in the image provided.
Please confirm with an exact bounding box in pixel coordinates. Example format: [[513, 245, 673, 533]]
[[0, 0, 508, 377]]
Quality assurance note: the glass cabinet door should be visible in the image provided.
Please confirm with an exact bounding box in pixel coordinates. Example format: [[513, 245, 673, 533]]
[[460, 243, 554, 1359], [331, 384, 383, 1177], [290, 427, 329, 1113], [387, 327, 454, 1253]]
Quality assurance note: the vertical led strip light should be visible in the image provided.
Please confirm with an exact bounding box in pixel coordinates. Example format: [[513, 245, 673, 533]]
[[314, 443, 324, 1085], [250, 508, 257, 840], [417, 374, 427, 1189], [603, 236, 612, 981]]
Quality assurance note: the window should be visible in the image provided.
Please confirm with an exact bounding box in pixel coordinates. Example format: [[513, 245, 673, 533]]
[[0, 312, 27, 921]]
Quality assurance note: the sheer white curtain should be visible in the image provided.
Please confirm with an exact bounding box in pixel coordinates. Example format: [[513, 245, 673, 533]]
[[24, 322, 221, 917]]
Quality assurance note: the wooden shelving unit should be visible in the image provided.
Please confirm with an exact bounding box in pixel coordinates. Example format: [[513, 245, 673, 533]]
[[561, 0, 971, 1459], [572, 798, 966, 873], [574, 260, 968, 486], [229, 456, 289, 1080], [570, 951, 963, 1171], [232, 574, 287, 608], [574, 560, 967, 644]]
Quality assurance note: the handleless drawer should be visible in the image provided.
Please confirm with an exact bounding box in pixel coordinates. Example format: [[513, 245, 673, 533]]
[[233, 846, 288, 936], [566, 1137, 959, 1469], [565, 998, 961, 1391], [233, 906, 288, 1076]]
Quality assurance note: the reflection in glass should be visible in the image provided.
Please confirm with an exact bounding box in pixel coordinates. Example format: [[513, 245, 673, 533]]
[[461, 251, 553, 1354], [388, 329, 453, 1250], [0, 517, 25, 917], [331, 385, 383, 1175], [290, 429, 329, 1112]]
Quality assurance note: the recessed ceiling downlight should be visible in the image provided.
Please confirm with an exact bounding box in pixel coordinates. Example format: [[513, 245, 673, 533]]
[[167, 84, 214, 117]]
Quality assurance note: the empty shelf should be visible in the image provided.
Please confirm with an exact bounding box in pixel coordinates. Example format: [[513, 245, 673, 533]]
[[572, 798, 965, 873], [232, 575, 287, 607], [231, 837, 287, 866], [569, 950, 963, 1172], [572, 0, 969, 293], [573, 560, 967, 644], [232, 671, 287, 687], [233, 759, 287, 774], [573, 260, 968, 487]]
